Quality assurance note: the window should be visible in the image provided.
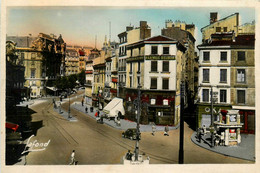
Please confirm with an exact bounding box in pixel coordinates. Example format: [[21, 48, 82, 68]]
[[31, 69, 36, 78], [202, 89, 209, 102], [237, 51, 245, 61], [131, 49, 133, 57], [137, 62, 141, 72], [151, 61, 158, 72], [139, 47, 141, 55], [137, 76, 140, 86], [237, 69, 246, 83], [162, 78, 169, 89], [220, 90, 227, 103], [130, 76, 132, 87], [223, 27, 228, 32], [237, 90, 245, 104], [130, 63, 132, 72], [31, 53, 36, 59], [151, 46, 158, 54], [163, 47, 169, 55], [216, 27, 221, 32], [203, 69, 210, 82], [150, 78, 157, 89], [162, 61, 169, 72], [203, 52, 210, 61], [220, 52, 227, 61], [21, 53, 24, 59], [220, 69, 227, 83]]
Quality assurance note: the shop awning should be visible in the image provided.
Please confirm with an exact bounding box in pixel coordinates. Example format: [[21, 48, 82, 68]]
[[103, 97, 125, 117], [6, 122, 19, 132], [46, 86, 58, 91]]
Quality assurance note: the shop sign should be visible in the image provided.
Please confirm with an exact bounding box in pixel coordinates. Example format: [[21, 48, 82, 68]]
[[163, 99, 168, 105], [146, 55, 176, 60], [151, 99, 156, 105]]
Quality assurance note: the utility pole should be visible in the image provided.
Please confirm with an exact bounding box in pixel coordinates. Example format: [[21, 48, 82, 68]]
[[68, 88, 71, 119], [134, 85, 141, 161], [179, 81, 185, 164], [211, 86, 214, 148]]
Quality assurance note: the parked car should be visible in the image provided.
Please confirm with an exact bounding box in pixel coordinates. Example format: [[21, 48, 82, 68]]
[[122, 128, 141, 140]]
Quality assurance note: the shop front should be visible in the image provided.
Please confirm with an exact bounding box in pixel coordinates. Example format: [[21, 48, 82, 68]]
[[124, 89, 175, 125], [196, 104, 232, 129]]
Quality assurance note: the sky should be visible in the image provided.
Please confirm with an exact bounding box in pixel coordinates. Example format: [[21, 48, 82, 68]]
[[6, 7, 255, 49]]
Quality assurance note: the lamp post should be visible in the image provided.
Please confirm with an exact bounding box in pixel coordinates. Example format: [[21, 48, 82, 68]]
[[68, 88, 71, 119], [179, 80, 185, 164], [210, 86, 215, 148], [134, 85, 141, 161]]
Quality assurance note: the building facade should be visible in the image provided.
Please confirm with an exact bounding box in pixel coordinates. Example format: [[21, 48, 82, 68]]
[[161, 20, 198, 108], [125, 35, 186, 125], [85, 48, 101, 104], [65, 48, 79, 76], [7, 33, 66, 98], [118, 21, 151, 99], [197, 32, 255, 134]]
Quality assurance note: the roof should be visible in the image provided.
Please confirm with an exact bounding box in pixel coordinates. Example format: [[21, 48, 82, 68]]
[[144, 35, 176, 42], [201, 13, 239, 31], [127, 35, 177, 48], [6, 36, 37, 48], [198, 34, 255, 48]]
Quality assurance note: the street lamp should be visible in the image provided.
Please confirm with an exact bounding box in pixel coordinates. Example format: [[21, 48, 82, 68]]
[[68, 88, 71, 119], [133, 85, 141, 161]]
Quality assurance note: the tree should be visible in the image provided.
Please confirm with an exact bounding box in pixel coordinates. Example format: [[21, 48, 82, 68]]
[[77, 70, 85, 86]]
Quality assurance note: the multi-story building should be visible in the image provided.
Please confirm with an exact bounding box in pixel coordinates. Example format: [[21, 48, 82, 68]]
[[85, 48, 100, 105], [104, 41, 119, 104], [65, 48, 79, 76], [118, 21, 151, 98], [197, 13, 255, 134], [125, 35, 186, 125], [6, 33, 66, 98], [230, 34, 255, 134], [161, 20, 198, 108], [6, 41, 26, 110], [201, 12, 239, 43]]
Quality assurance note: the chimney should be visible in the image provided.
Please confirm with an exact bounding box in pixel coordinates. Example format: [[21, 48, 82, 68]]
[[165, 20, 173, 28], [210, 12, 218, 24], [126, 26, 133, 31], [140, 21, 147, 28]]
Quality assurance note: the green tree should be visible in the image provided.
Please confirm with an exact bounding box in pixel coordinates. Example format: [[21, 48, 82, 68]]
[[77, 70, 85, 86]]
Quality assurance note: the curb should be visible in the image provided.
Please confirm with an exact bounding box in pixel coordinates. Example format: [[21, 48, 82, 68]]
[[191, 132, 255, 161]]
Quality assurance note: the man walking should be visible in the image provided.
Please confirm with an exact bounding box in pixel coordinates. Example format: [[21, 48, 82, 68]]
[[81, 97, 84, 106], [152, 124, 156, 136], [164, 125, 169, 136], [69, 150, 75, 165]]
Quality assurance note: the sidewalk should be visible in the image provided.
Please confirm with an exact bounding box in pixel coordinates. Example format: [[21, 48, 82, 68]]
[[191, 131, 255, 161], [60, 101, 179, 132]]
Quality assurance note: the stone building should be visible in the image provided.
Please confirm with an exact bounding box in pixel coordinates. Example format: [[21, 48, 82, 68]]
[[161, 20, 198, 108], [118, 21, 151, 99], [85, 48, 100, 105], [197, 32, 255, 134], [125, 35, 186, 125], [6, 33, 66, 98], [65, 48, 79, 76], [201, 12, 239, 43], [6, 41, 26, 112]]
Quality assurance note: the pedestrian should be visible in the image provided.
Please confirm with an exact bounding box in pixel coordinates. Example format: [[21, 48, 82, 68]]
[[152, 124, 156, 136], [126, 150, 133, 160], [85, 106, 88, 113], [81, 97, 84, 106], [95, 111, 98, 117], [164, 125, 169, 136], [69, 150, 75, 165], [97, 111, 100, 117], [58, 101, 62, 113]]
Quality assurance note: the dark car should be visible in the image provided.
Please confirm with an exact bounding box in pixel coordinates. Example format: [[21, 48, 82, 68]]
[[122, 128, 141, 140]]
